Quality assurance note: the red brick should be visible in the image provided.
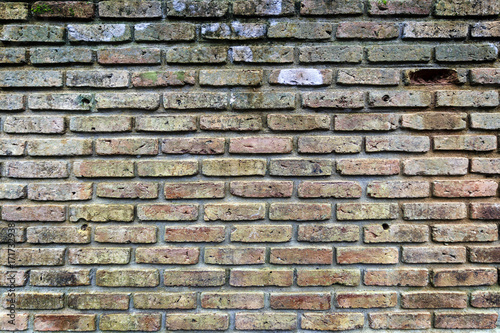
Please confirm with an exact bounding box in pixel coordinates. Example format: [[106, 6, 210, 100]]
[[270, 247, 333, 264], [34, 314, 96, 332], [402, 291, 467, 309], [435, 312, 498, 329], [230, 181, 293, 198], [364, 268, 428, 286], [337, 247, 398, 264], [337, 159, 400, 175], [297, 269, 360, 286], [298, 181, 362, 198], [369, 312, 432, 330], [270, 293, 330, 310], [336, 292, 397, 308], [432, 268, 497, 287], [165, 226, 225, 243]]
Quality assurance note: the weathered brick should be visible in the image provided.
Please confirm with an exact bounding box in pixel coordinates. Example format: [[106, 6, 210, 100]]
[[97, 182, 158, 199], [299, 45, 363, 63], [270, 247, 333, 265], [270, 293, 330, 310], [434, 312, 498, 329], [2, 205, 65, 222], [70, 116, 133, 133], [137, 160, 198, 177], [230, 269, 293, 286], [99, 1, 162, 18], [132, 71, 195, 87], [470, 246, 500, 263], [403, 202, 467, 220], [134, 292, 196, 309], [29, 93, 93, 111], [338, 68, 399, 85], [166, 46, 227, 63], [231, 45, 294, 63], [335, 114, 399, 131], [368, 91, 432, 107], [298, 136, 362, 154], [166, 0, 228, 17], [402, 246, 466, 263], [233, 0, 294, 15], [368, 181, 430, 198], [0, 70, 63, 88], [28, 139, 92, 157], [268, 114, 330, 131], [268, 22, 333, 39], [337, 159, 400, 175], [403, 22, 468, 39], [434, 135, 497, 151], [235, 313, 296, 331], [369, 312, 432, 330], [200, 69, 262, 86], [96, 138, 158, 156], [30, 269, 90, 286], [302, 91, 364, 109], [301, 313, 364, 331], [366, 135, 430, 152], [0, 139, 25, 156], [69, 204, 134, 222], [201, 292, 264, 309], [368, 45, 432, 63], [270, 159, 333, 176], [298, 181, 361, 198], [337, 247, 399, 264], [231, 92, 295, 110], [432, 267, 497, 286], [68, 293, 130, 310], [165, 225, 226, 243], [136, 247, 199, 264], [402, 112, 467, 130], [166, 313, 229, 331], [337, 22, 399, 39], [96, 93, 160, 110], [300, 0, 363, 15], [0, 313, 28, 331], [1, 292, 63, 309], [1, 25, 64, 43], [137, 204, 198, 221], [471, 158, 500, 174], [364, 268, 428, 286], [270, 203, 331, 221], [298, 224, 359, 242], [230, 181, 293, 198], [433, 180, 498, 197], [204, 203, 265, 221], [136, 115, 196, 132], [0, 94, 25, 111], [0, 184, 26, 200], [66, 70, 129, 88], [472, 22, 500, 37], [436, 90, 499, 107], [34, 314, 96, 332], [201, 23, 266, 40], [165, 182, 225, 199], [471, 291, 500, 307], [404, 68, 467, 85], [164, 269, 226, 287], [200, 114, 262, 131], [73, 160, 134, 178], [297, 269, 360, 286], [436, 44, 498, 62], [231, 225, 293, 243], [471, 203, 500, 219], [368, 0, 432, 15], [337, 203, 398, 220], [0, 48, 26, 64], [433, 224, 498, 242], [68, 24, 131, 42], [205, 247, 265, 265], [68, 248, 131, 265], [30, 47, 93, 64], [202, 159, 266, 176], [0, 270, 28, 287], [1, 248, 64, 267], [435, 0, 499, 16], [27, 226, 91, 244], [402, 291, 467, 308], [135, 23, 196, 41], [364, 224, 428, 243], [403, 158, 468, 175], [32, 1, 95, 19], [0, 2, 28, 20], [95, 226, 157, 244], [162, 138, 224, 155], [336, 292, 397, 308], [96, 269, 159, 287], [471, 68, 500, 84], [270, 69, 332, 86], [164, 92, 227, 110]]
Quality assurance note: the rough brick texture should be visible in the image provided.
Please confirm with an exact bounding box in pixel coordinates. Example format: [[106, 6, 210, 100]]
[[0, 1, 499, 332]]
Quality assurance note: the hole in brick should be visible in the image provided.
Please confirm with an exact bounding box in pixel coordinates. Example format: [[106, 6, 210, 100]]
[[81, 98, 91, 104], [81, 224, 88, 231], [408, 69, 458, 85], [382, 95, 390, 101], [382, 223, 390, 230]]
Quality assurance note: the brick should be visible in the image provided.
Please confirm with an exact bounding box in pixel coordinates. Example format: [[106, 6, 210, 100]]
[[471, 68, 500, 84], [162, 138, 224, 155], [0, 70, 62, 88], [135, 23, 196, 41], [30, 269, 90, 286], [301, 313, 364, 331], [402, 291, 467, 309], [137, 160, 198, 177], [32, 1, 95, 19], [95, 226, 157, 244], [202, 159, 266, 176], [471, 203, 500, 219], [166, 313, 229, 331], [6, 161, 68, 179], [298, 224, 359, 242], [366, 135, 430, 152], [96, 269, 159, 287], [336, 292, 396, 308], [270, 293, 330, 310], [472, 158, 500, 174], [436, 44, 498, 62], [298, 181, 361, 198], [369, 312, 432, 330], [200, 114, 262, 131], [97, 182, 158, 199], [73, 161, 134, 178], [432, 267, 497, 286], [0, 227, 24, 244], [136, 247, 199, 264], [2, 205, 65, 222], [27, 226, 90, 244], [100, 313, 161, 331], [201, 23, 266, 40], [136, 115, 196, 132], [99, 1, 162, 18], [230, 269, 293, 286], [234, 0, 294, 16], [29, 93, 93, 111], [166, 46, 227, 64], [404, 68, 467, 85], [34, 314, 96, 332], [67, 70, 129, 88], [164, 269, 226, 287], [0, 184, 26, 200], [335, 114, 399, 131], [299, 45, 363, 63], [436, 90, 499, 107], [68, 293, 129, 310], [364, 224, 428, 243], [270, 69, 332, 86], [0, 2, 28, 20], [132, 71, 195, 87], [472, 22, 500, 37], [268, 22, 333, 39], [435, 0, 499, 16], [205, 247, 265, 265], [402, 112, 467, 130], [368, 0, 432, 15], [231, 45, 294, 63], [231, 225, 292, 243], [300, 0, 363, 15], [268, 114, 330, 131], [0, 313, 28, 331], [69, 204, 134, 222], [433, 224, 498, 242], [0, 48, 26, 64], [96, 138, 158, 156], [231, 181, 293, 198], [231, 92, 295, 110], [368, 45, 431, 63], [403, 246, 466, 263], [403, 158, 468, 175], [337, 159, 400, 175], [435, 312, 498, 329], [235, 313, 296, 331], [302, 91, 364, 109], [338, 68, 399, 85], [166, 0, 228, 17], [364, 268, 428, 286], [299, 136, 362, 154], [201, 292, 264, 309], [164, 92, 227, 110], [433, 180, 498, 197], [200, 70, 262, 86], [270, 247, 333, 265], [68, 24, 131, 42], [435, 135, 497, 151], [0, 94, 25, 111], [1, 25, 64, 43], [1, 292, 63, 309], [28, 139, 92, 156], [134, 292, 196, 309], [368, 91, 431, 107], [470, 246, 500, 263], [337, 203, 399, 221], [337, 22, 399, 39], [68, 248, 131, 265], [165, 182, 225, 199], [270, 159, 332, 176], [368, 181, 430, 198], [337, 247, 399, 264], [297, 269, 360, 286], [70, 116, 132, 133], [403, 202, 466, 220], [165, 225, 226, 243], [30, 47, 93, 64], [403, 22, 468, 39], [471, 291, 500, 307], [96, 93, 160, 110], [270, 203, 331, 221], [138, 204, 198, 221], [0, 139, 25, 156], [204, 203, 265, 221]]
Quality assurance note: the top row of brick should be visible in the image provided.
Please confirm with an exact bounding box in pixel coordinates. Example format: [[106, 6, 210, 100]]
[[1, 0, 499, 20]]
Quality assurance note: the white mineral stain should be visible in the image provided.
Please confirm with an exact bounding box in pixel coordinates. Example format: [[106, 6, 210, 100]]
[[277, 69, 324, 85]]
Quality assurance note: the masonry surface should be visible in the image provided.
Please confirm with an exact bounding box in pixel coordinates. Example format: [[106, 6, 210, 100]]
[[0, 0, 500, 331]]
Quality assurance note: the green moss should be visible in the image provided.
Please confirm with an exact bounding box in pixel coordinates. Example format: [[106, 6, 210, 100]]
[[32, 4, 52, 14], [140, 71, 159, 83], [175, 71, 186, 81], [69, 8, 75, 16]]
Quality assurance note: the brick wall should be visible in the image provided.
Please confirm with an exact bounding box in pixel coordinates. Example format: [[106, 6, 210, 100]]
[[0, 0, 500, 331]]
